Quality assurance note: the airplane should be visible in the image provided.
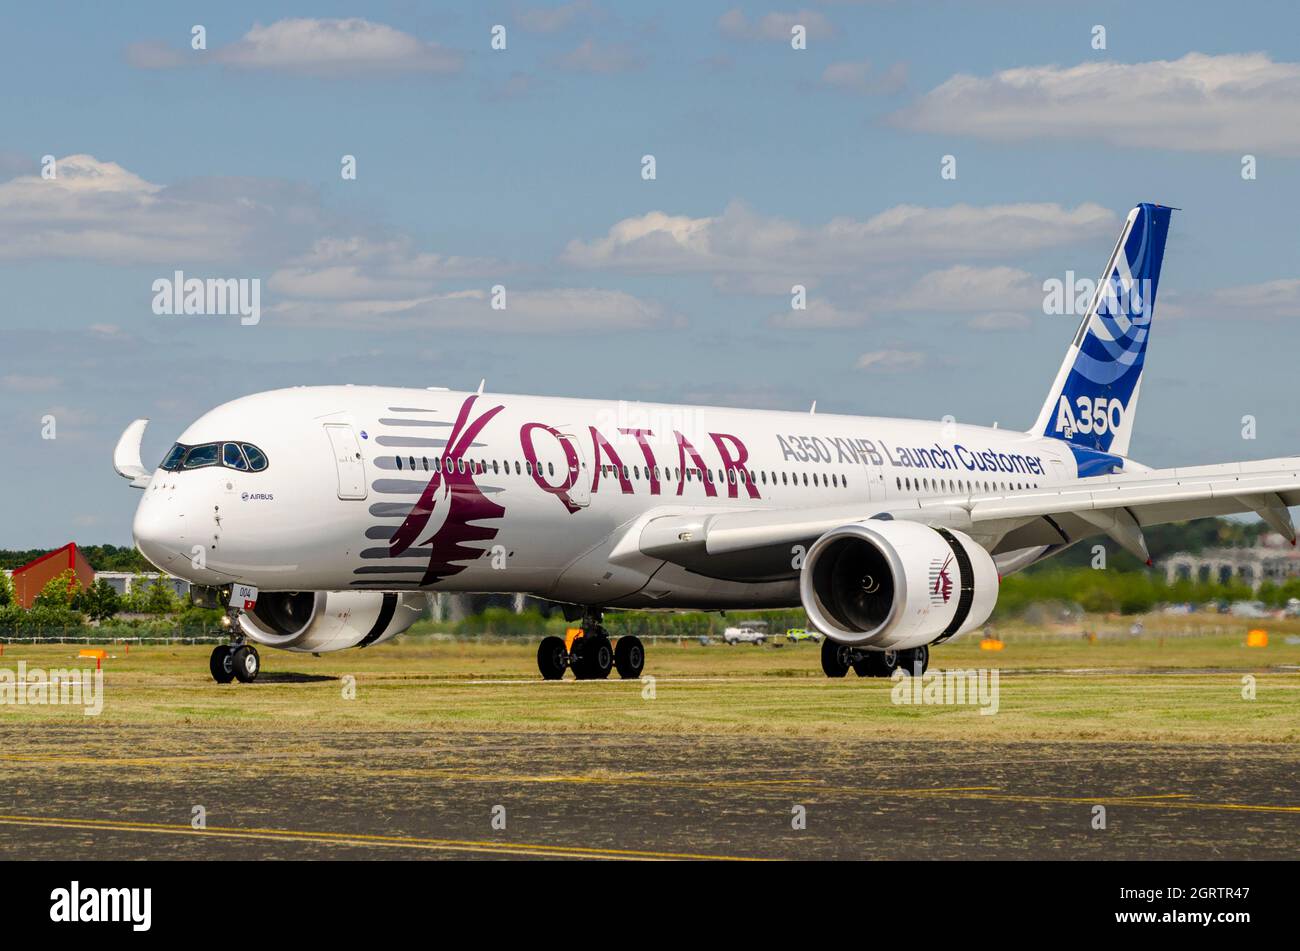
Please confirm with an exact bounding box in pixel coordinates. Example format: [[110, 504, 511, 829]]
[[114, 203, 1300, 684]]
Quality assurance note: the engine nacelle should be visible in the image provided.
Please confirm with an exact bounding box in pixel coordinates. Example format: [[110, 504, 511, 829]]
[[237, 591, 428, 653], [800, 519, 998, 649]]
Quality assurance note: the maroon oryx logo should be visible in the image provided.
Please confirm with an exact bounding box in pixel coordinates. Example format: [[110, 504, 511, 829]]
[[389, 395, 506, 585], [929, 554, 954, 605]]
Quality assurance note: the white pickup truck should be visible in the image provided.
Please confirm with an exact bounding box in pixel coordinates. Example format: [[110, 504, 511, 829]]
[[722, 621, 768, 645]]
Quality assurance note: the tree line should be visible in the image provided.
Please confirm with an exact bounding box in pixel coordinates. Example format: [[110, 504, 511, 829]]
[[0, 569, 221, 637]]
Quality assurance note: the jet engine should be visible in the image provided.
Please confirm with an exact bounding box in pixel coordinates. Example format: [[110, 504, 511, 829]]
[[800, 519, 998, 649], [237, 591, 429, 653]]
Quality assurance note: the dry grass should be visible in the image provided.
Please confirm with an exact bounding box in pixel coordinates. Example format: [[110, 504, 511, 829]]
[[1, 624, 1297, 745]]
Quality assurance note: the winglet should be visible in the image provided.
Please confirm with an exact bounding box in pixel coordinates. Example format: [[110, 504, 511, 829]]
[[113, 418, 152, 488]]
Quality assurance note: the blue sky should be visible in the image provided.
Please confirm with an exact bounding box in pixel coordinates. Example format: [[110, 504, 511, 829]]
[[4, 1, 1300, 547]]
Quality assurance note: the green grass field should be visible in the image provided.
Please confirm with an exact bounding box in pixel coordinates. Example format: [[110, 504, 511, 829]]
[[3, 618, 1298, 745]]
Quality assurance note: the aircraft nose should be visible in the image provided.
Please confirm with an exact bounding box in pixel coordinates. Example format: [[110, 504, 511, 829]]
[[132, 493, 185, 572]]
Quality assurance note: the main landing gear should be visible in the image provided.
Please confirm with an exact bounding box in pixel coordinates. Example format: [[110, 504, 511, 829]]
[[209, 601, 261, 684], [821, 640, 930, 679], [537, 608, 645, 681]]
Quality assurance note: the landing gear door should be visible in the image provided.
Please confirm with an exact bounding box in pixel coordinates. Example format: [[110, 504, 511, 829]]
[[324, 424, 368, 501]]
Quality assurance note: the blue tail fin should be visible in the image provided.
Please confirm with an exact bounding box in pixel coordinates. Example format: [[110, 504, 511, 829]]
[[1030, 202, 1174, 459]]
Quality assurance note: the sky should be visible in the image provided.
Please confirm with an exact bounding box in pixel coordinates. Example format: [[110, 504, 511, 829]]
[[4, 0, 1300, 548]]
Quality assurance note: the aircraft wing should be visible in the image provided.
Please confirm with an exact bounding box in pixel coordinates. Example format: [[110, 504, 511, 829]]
[[634, 456, 1300, 581]]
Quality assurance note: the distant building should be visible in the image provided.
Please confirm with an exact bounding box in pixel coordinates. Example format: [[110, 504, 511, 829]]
[[1161, 533, 1300, 590], [95, 572, 190, 600], [11, 543, 95, 609]]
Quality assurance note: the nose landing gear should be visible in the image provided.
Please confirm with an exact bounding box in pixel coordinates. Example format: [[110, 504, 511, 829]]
[[209, 596, 261, 684], [209, 643, 260, 683], [536, 608, 645, 681]]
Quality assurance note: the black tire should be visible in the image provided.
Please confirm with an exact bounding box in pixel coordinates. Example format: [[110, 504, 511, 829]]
[[537, 636, 568, 680], [614, 636, 645, 679], [231, 645, 259, 683], [571, 634, 613, 680], [820, 638, 850, 678], [896, 645, 930, 676], [209, 645, 235, 684], [587, 637, 613, 680], [864, 649, 900, 678]]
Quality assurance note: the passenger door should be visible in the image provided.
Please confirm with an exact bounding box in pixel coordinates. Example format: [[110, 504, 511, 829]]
[[559, 432, 590, 507], [324, 424, 368, 500]]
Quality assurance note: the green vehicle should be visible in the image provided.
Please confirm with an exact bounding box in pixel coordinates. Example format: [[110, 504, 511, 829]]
[[785, 628, 822, 644]]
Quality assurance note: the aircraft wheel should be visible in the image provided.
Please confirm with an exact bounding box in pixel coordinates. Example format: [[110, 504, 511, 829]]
[[537, 636, 568, 681], [209, 645, 235, 684], [864, 649, 899, 678], [232, 645, 260, 683], [586, 636, 613, 680], [572, 634, 613, 680], [614, 636, 645, 679], [897, 645, 930, 676], [820, 638, 850, 678]]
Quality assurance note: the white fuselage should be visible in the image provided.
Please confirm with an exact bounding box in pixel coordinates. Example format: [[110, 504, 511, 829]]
[[132, 385, 1097, 611]]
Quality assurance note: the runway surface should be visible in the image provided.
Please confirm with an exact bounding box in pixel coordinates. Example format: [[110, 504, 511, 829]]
[[2, 725, 1296, 859]]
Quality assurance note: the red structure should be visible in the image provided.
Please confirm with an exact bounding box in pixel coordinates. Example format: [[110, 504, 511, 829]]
[[11, 543, 95, 609]]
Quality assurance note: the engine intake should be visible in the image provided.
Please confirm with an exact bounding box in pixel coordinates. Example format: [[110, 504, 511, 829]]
[[800, 519, 997, 649], [238, 591, 428, 653]]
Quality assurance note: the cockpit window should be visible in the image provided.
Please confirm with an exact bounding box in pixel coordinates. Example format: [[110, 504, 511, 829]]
[[182, 443, 220, 469], [241, 444, 268, 471], [223, 442, 249, 470], [160, 441, 269, 472], [161, 443, 187, 470]]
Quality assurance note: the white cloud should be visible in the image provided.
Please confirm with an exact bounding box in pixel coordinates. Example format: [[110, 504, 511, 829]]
[[517, 1, 597, 33], [0, 154, 329, 265], [822, 61, 907, 95], [768, 298, 869, 329], [1, 375, 61, 393], [268, 237, 506, 301], [893, 52, 1300, 155], [555, 39, 645, 74], [855, 349, 926, 372], [718, 9, 835, 42], [130, 18, 463, 77], [563, 201, 1116, 276], [968, 311, 1033, 332], [1199, 279, 1300, 319], [880, 265, 1040, 313], [271, 287, 672, 333], [766, 267, 1040, 331]]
